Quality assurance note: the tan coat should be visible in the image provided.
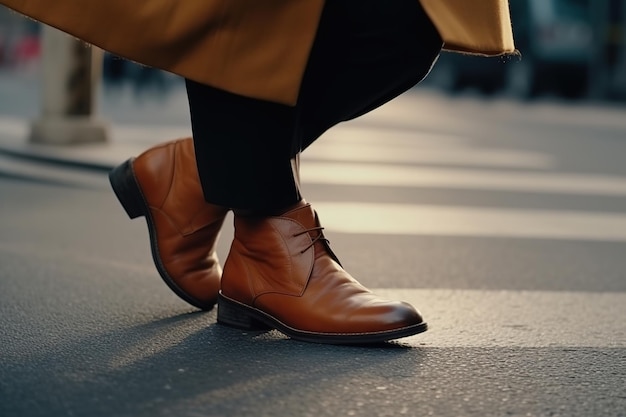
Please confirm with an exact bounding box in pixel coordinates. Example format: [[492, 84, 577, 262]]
[[421, 0, 515, 55], [1, 0, 514, 105]]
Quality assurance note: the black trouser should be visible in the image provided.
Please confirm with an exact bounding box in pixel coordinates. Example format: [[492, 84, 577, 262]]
[[186, 0, 442, 210]]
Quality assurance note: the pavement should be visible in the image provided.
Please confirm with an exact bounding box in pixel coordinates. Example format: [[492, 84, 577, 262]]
[[0, 71, 192, 177], [2, 77, 626, 417], [0, 108, 187, 174]]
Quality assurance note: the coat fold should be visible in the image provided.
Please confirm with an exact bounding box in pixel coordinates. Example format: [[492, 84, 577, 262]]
[[1, 0, 325, 105], [0, 0, 514, 105], [420, 0, 515, 56]]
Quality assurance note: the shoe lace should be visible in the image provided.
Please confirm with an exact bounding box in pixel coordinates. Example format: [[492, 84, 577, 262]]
[[293, 227, 330, 254]]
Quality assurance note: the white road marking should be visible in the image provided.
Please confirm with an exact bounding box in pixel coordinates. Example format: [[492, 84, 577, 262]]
[[313, 202, 626, 242], [306, 126, 555, 169], [302, 162, 626, 197]]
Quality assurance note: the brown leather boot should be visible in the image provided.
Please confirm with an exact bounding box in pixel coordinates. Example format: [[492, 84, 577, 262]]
[[218, 203, 427, 344], [109, 138, 229, 310]]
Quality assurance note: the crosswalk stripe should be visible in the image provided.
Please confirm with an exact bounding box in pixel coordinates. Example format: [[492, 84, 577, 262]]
[[302, 162, 626, 197], [303, 144, 553, 169], [306, 126, 554, 169], [373, 289, 626, 347], [313, 202, 626, 242]]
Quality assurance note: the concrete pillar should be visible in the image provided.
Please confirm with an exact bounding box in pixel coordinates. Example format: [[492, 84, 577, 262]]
[[29, 26, 108, 145]]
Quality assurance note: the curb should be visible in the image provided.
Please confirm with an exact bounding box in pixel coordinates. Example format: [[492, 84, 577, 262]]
[[0, 144, 115, 173]]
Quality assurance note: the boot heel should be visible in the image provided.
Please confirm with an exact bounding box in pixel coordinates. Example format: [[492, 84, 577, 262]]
[[108, 159, 146, 220], [218, 295, 271, 331]]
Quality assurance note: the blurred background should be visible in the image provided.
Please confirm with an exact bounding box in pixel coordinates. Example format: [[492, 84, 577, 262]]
[[0, 8, 179, 95], [1, 0, 625, 105], [429, 0, 626, 101]]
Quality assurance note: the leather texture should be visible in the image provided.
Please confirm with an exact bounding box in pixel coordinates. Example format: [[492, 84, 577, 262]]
[[131, 138, 228, 308], [221, 203, 425, 336]]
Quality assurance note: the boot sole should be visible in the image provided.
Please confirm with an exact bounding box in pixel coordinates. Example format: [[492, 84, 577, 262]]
[[108, 159, 215, 310], [217, 293, 428, 345]]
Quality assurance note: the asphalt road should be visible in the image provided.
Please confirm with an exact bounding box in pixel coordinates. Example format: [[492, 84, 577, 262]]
[[1, 80, 625, 416]]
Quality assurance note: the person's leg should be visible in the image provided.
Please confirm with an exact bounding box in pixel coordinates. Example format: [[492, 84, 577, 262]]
[[186, 0, 442, 213], [210, 0, 443, 344], [294, 0, 442, 151], [186, 81, 302, 212], [106, 0, 441, 317]]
